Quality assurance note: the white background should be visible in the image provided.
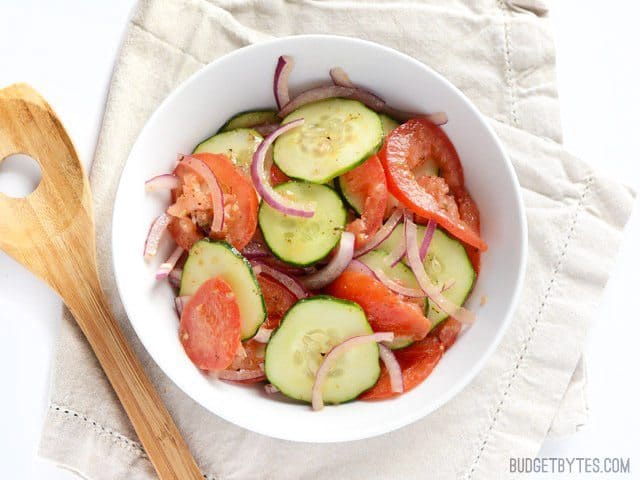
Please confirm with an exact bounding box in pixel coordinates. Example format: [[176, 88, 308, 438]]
[[0, 1, 638, 478]]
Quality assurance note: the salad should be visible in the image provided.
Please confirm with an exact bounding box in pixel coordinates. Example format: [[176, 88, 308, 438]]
[[143, 56, 487, 410]]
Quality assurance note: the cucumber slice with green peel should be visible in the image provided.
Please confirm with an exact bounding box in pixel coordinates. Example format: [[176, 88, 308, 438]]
[[336, 175, 364, 215], [220, 110, 278, 132], [378, 224, 476, 329], [180, 240, 266, 340], [379, 113, 400, 137], [193, 128, 263, 173], [274, 98, 383, 183], [422, 229, 476, 326], [258, 181, 347, 266], [359, 249, 419, 290], [264, 296, 380, 404]]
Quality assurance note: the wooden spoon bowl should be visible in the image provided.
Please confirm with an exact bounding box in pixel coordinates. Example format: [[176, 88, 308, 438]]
[[0, 83, 202, 479]]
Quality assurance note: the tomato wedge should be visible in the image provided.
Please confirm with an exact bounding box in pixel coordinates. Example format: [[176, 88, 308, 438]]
[[325, 270, 430, 341], [256, 273, 298, 329], [360, 318, 461, 400], [169, 153, 258, 251], [225, 339, 267, 384], [179, 277, 242, 371], [343, 155, 389, 249], [379, 118, 487, 251], [167, 216, 204, 251]]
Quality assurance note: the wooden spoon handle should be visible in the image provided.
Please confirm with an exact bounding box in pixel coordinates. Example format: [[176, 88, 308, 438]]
[[63, 270, 203, 480]]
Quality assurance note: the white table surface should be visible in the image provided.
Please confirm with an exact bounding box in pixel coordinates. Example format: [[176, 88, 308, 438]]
[[0, 1, 638, 478]]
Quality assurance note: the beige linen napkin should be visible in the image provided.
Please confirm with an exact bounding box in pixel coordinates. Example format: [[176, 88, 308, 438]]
[[39, 1, 635, 479]]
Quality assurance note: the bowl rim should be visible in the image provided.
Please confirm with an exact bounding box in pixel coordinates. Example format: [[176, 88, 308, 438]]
[[111, 33, 528, 442]]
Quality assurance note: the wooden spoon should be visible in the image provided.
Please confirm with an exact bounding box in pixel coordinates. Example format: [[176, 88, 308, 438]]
[[0, 84, 202, 479]]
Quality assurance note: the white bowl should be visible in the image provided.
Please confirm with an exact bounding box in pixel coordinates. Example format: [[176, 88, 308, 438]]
[[112, 34, 527, 443]]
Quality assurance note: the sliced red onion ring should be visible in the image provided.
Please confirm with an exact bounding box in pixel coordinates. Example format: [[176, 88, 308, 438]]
[[156, 246, 184, 279], [274, 55, 294, 110], [378, 344, 403, 393], [383, 107, 449, 125], [300, 232, 355, 290], [174, 295, 191, 317], [419, 220, 437, 261], [329, 67, 354, 88], [345, 259, 374, 276], [251, 119, 316, 218], [278, 85, 385, 118], [143, 213, 170, 259], [371, 268, 425, 298], [251, 261, 308, 299], [179, 154, 225, 233], [145, 174, 180, 192], [264, 384, 279, 395], [253, 326, 274, 344], [311, 332, 394, 411], [252, 122, 280, 137], [217, 369, 265, 382], [354, 209, 403, 257], [385, 233, 406, 268], [404, 215, 475, 325], [168, 268, 182, 288]]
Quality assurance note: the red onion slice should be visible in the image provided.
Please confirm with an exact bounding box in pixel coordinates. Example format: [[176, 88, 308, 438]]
[[217, 368, 266, 382], [405, 215, 475, 325], [179, 154, 225, 233], [278, 85, 385, 118], [345, 259, 374, 276], [264, 384, 279, 395], [143, 213, 170, 259], [329, 67, 354, 88], [354, 208, 403, 257], [156, 246, 184, 279], [419, 220, 437, 261], [252, 122, 280, 137], [273, 55, 294, 110], [371, 268, 425, 298], [251, 261, 308, 299], [383, 107, 449, 125], [168, 268, 182, 288], [299, 231, 355, 290], [378, 344, 403, 393], [242, 240, 270, 258], [145, 174, 180, 192], [311, 332, 394, 411], [253, 326, 274, 343], [174, 295, 191, 317], [251, 119, 316, 218]]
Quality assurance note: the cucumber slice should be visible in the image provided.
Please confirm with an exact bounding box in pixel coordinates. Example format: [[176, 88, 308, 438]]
[[258, 181, 347, 266], [193, 128, 263, 173], [265, 296, 380, 404], [359, 249, 420, 349], [422, 229, 476, 326], [274, 98, 383, 183], [378, 224, 475, 328], [220, 110, 278, 132], [180, 240, 266, 340], [336, 175, 364, 215], [379, 113, 400, 137]]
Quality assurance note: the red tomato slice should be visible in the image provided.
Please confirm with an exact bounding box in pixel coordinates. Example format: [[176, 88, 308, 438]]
[[225, 339, 267, 384], [179, 277, 242, 371], [360, 318, 461, 400], [167, 216, 204, 251], [257, 273, 298, 329], [343, 155, 389, 249], [325, 270, 431, 341], [270, 163, 290, 186], [379, 118, 487, 251], [169, 153, 258, 251]]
